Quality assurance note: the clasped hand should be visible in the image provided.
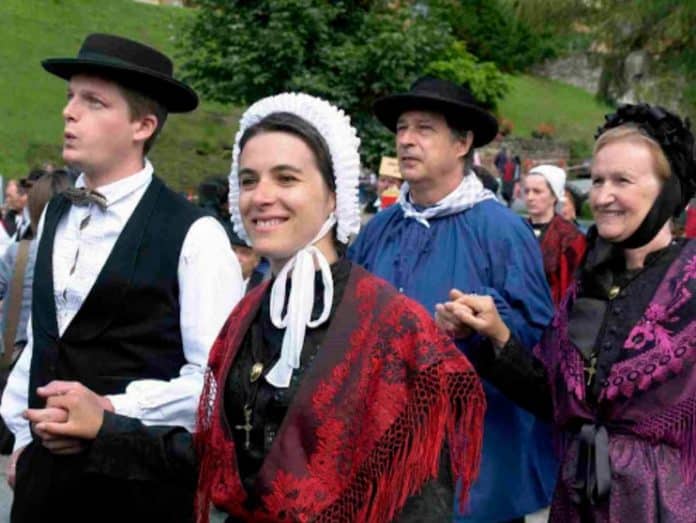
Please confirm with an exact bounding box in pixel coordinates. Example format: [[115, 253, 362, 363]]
[[23, 381, 113, 455], [435, 289, 511, 347]]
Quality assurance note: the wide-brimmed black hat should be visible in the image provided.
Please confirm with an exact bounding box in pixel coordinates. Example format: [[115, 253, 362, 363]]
[[42, 33, 198, 113], [373, 76, 498, 147]]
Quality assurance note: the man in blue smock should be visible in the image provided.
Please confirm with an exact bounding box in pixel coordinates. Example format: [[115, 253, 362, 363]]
[[349, 76, 557, 522]]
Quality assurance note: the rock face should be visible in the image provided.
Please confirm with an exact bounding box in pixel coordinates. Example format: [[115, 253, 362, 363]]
[[533, 53, 602, 95], [534, 51, 693, 121]]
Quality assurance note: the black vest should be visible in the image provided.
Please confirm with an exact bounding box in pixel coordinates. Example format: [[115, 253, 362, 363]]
[[28, 176, 205, 408]]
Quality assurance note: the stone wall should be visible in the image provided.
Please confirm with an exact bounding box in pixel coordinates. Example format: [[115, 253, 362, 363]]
[[478, 137, 570, 176]]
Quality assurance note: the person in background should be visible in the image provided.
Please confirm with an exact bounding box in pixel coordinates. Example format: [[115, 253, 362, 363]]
[[494, 146, 507, 175], [0, 176, 33, 259], [16, 171, 48, 240], [0, 170, 72, 455], [197, 176, 269, 292], [473, 165, 500, 195], [685, 196, 696, 238], [0, 33, 243, 523], [350, 76, 557, 523], [561, 185, 586, 232], [437, 103, 696, 522], [524, 165, 586, 306], [195, 92, 485, 522], [225, 223, 267, 293], [1, 180, 27, 239], [197, 176, 230, 220], [363, 156, 404, 215]]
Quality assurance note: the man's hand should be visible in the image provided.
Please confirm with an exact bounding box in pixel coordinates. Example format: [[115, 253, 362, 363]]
[[436, 289, 511, 347], [24, 381, 114, 453], [435, 289, 476, 339], [6, 445, 25, 490]]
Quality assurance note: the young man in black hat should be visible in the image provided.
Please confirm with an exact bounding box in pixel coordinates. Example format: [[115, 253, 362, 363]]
[[0, 33, 244, 522], [349, 76, 557, 522]]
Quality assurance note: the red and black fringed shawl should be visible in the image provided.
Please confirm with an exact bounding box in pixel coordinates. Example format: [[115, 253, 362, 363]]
[[540, 215, 587, 306], [195, 265, 485, 522]]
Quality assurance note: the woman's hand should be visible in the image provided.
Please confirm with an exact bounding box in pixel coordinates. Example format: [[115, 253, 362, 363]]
[[436, 289, 511, 347], [24, 381, 113, 445]]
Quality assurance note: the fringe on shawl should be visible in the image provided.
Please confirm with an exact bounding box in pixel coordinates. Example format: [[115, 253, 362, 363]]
[[194, 365, 218, 523], [317, 365, 485, 523], [194, 283, 269, 523], [633, 394, 696, 485], [678, 401, 696, 484]]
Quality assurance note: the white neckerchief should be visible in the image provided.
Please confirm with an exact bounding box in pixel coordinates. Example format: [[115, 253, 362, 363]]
[[397, 172, 496, 228], [265, 214, 337, 388]]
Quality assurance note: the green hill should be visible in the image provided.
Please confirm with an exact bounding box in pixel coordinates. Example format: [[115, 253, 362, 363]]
[[1, 0, 612, 190], [0, 0, 237, 192], [499, 74, 614, 160]]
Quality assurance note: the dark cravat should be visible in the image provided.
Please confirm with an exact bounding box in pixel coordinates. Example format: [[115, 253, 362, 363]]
[[63, 187, 108, 211]]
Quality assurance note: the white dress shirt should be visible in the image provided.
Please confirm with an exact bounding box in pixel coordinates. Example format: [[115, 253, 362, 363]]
[[1, 161, 244, 450]]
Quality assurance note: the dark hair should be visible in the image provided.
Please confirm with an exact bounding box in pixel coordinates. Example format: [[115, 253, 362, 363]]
[[19, 168, 47, 194], [198, 176, 229, 220], [444, 115, 474, 170], [27, 169, 71, 235], [238, 112, 345, 256], [117, 84, 168, 155], [472, 165, 499, 193], [239, 112, 335, 191], [564, 184, 583, 216]]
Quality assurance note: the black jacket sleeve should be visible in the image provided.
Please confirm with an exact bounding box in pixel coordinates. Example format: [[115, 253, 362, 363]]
[[84, 411, 197, 486], [467, 337, 553, 422]]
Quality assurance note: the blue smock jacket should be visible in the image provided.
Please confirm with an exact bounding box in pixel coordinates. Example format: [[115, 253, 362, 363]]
[[349, 199, 557, 522]]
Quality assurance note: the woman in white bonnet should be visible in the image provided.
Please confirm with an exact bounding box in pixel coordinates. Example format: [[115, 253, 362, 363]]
[[194, 93, 486, 522], [524, 164, 586, 305]]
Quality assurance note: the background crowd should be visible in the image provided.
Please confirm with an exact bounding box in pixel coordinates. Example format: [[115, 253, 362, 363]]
[[0, 24, 694, 523]]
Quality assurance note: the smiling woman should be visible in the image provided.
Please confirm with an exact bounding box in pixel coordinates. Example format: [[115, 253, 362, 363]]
[[195, 93, 486, 523], [436, 103, 696, 522], [590, 125, 672, 251], [236, 115, 338, 273]]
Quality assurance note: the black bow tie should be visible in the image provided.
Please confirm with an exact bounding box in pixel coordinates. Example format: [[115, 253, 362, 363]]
[[63, 187, 108, 211]]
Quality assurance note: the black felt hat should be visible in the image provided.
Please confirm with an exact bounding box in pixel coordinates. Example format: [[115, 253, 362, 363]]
[[373, 76, 498, 147], [42, 33, 198, 113]]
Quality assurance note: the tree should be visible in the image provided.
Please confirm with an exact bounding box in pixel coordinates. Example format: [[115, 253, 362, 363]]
[[505, 0, 696, 114], [429, 0, 556, 72], [179, 0, 509, 167]]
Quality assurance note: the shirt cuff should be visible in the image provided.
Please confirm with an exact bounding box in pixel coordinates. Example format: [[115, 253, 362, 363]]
[[13, 426, 32, 452], [107, 393, 142, 420]]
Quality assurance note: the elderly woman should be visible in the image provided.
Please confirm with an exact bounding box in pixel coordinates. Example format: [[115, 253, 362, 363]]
[[524, 164, 586, 306], [194, 93, 485, 522], [436, 104, 696, 522]]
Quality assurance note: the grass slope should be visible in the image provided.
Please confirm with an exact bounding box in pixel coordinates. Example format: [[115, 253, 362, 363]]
[[499, 74, 614, 158], [0, 0, 237, 191], [1, 1, 612, 188]]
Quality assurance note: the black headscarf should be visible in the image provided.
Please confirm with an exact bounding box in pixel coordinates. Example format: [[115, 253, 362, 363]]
[[594, 103, 696, 249], [569, 105, 696, 361]]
